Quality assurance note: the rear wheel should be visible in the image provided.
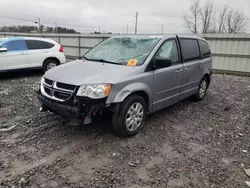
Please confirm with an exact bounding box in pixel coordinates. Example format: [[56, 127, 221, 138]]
[[112, 94, 146, 137], [43, 59, 59, 72], [195, 77, 209, 101]]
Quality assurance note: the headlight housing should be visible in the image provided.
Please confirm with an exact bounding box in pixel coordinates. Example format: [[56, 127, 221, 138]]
[[76, 84, 112, 99]]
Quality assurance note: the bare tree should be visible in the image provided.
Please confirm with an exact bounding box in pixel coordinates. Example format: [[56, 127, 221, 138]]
[[226, 8, 234, 33], [184, 0, 200, 34], [184, 1, 247, 34], [226, 9, 247, 33], [218, 5, 229, 33], [200, 1, 216, 33]]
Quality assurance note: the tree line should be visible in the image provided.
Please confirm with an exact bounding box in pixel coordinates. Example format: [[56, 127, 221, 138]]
[[184, 0, 248, 34], [0, 25, 79, 34]]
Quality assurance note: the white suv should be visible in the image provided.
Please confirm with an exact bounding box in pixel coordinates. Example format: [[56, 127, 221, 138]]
[[0, 37, 66, 72]]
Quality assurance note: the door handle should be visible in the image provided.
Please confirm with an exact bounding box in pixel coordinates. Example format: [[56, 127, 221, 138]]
[[176, 69, 182, 73], [185, 67, 191, 71]]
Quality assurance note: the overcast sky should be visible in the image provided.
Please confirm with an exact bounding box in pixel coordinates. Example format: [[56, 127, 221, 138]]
[[0, 0, 249, 34]]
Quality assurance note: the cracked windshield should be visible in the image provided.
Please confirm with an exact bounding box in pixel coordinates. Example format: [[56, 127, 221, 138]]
[[84, 37, 160, 65]]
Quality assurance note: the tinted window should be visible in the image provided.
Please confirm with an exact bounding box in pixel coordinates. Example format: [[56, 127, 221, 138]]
[[199, 40, 211, 58], [41, 41, 54, 49], [156, 39, 180, 64], [180, 39, 200, 61], [25, 40, 43, 50], [1, 40, 27, 51]]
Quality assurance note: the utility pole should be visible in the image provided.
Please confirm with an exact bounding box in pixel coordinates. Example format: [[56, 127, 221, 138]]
[[126, 25, 128, 35], [54, 22, 57, 33], [98, 27, 101, 33], [38, 18, 41, 32], [35, 18, 41, 32], [135, 12, 138, 34], [161, 24, 164, 34]]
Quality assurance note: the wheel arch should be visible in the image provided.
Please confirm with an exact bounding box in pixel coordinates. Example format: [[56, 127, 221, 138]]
[[202, 73, 211, 86], [108, 83, 153, 112], [43, 57, 60, 67], [126, 90, 150, 112]]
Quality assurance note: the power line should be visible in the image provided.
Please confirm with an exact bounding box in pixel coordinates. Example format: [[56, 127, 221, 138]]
[[141, 11, 250, 21], [140, 13, 183, 18], [0, 16, 35, 22], [75, 13, 134, 21], [0, 15, 127, 31]]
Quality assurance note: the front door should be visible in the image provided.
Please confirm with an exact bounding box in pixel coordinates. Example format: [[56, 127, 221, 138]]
[[0, 39, 29, 70], [153, 39, 184, 112]]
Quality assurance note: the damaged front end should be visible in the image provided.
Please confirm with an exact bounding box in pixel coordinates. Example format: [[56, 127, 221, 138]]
[[37, 78, 109, 125]]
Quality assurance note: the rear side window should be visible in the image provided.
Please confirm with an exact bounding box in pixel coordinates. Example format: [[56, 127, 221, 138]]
[[1, 40, 27, 51], [180, 39, 200, 62], [41, 41, 55, 49], [25, 40, 43, 50], [199, 40, 211, 58], [25, 40, 54, 50]]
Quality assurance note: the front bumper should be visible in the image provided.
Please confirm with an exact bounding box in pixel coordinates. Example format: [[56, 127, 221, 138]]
[[37, 92, 81, 118], [37, 91, 107, 119]]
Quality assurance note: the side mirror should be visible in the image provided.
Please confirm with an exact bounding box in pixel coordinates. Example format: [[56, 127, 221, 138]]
[[0, 47, 7, 53], [154, 57, 172, 69]]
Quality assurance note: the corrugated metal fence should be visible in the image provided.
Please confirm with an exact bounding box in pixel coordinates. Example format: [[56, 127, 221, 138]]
[[1, 32, 250, 75]]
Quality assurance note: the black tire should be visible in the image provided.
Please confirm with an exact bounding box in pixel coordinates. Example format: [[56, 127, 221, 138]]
[[194, 76, 209, 101], [43, 59, 59, 72], [112, 94, 146, 137]]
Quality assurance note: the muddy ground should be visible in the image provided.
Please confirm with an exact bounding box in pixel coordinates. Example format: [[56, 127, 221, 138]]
[[0, 71, 250, 188]]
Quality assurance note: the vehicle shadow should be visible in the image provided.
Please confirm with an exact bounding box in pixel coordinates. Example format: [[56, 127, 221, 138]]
[[57, 98, 195, 138], [0, 69, 43, 80]]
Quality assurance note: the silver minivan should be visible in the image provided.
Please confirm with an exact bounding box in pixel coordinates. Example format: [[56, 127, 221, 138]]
[[38, 35, 212, 137]]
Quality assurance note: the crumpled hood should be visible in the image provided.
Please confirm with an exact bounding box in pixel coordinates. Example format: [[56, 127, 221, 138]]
[[44, 60, 136, 85]]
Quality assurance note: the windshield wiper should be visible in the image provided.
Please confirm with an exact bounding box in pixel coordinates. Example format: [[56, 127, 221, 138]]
[[88, 58, 120, 65], [81, 56, 90, 60], [81, 56, 120, 65]]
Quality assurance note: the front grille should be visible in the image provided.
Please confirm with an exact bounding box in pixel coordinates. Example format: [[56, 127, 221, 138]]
[[56, 82, 75, 91], [42, 79, 76, 101], [44, 87, 51, 95], [44, 78, 53, 86], [54, 91, 71, 100]]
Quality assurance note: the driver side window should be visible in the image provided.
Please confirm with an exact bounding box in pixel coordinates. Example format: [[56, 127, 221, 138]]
[[156, 39, 180, 64]]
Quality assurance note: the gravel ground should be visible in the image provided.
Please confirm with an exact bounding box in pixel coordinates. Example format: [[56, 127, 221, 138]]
[[0, 71, 250, 188]]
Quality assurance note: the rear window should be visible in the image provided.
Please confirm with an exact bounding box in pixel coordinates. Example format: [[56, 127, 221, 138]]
[[180, 39, 200, 62], [25, 40, 54, 50], [199, 40, 211, 58]]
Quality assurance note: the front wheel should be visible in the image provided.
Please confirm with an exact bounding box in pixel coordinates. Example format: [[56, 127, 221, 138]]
[[112, 95, 146, 137], [194, 77, 209, 101]]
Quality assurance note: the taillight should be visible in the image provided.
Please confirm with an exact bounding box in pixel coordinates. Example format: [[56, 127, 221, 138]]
[[59, 45, 64, 52]]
